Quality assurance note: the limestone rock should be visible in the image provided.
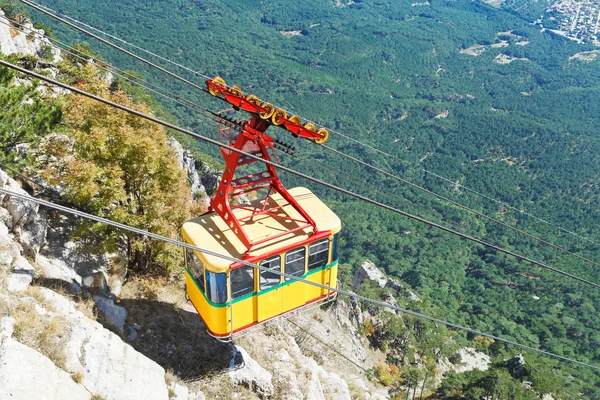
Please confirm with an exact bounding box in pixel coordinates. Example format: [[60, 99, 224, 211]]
[[36, 254, 83, 287], [65, 314, 169, 400], [0, 337, 90, 400], [440, 347, 490, 374], [93, 295, 127, 334], [0, 316, 15, 339], [83, 270, 109, 292], [352, 259, 387, 288], [6, 255, 35, 292], [0, 207, 12, 229], [20, 211, 48, 259], [3, 186, 38, 228], [169, 382, 206, 400], [0, 11, 61, 62], [168, 137, 207, 200], [228, 345, 274, 398], [38, 287, 82, 316]]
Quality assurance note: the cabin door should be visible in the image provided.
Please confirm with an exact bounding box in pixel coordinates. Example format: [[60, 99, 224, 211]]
[[257, 255, 283, 322]]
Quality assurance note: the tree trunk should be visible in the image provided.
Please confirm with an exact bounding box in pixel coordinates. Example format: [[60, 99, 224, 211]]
[[419, 371, 428, 400]]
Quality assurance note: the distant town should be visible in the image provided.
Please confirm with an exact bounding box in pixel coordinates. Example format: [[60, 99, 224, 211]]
[[535, 0, 600, 44]]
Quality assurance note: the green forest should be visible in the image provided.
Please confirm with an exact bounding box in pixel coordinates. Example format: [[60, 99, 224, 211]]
[[4, 0, 600, 396]]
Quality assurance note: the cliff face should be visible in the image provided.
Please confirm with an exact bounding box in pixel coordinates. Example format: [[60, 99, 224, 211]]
[[0, 10, 61, 61]]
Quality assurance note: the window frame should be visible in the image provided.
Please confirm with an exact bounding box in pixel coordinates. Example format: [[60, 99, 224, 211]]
[[259, 255, 282, 291], [185, 248, 205, 293], [308, 239, 330, 271], [206, 271, 227, 304], [284, 246, 306, 281], [230, 265, 255, 300]]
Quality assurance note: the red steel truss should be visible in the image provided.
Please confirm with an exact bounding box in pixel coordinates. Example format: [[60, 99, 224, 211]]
[[205, 77, 330, 254]]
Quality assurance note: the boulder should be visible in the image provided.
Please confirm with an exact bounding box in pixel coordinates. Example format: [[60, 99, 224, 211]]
[[36, 255, 83, 288], [65, 312, 169, 400], [507, 353, 527, 378], [352, 260, 387, 288], [0, 224, 22, 272], [20, 211, 49, 259], [83, 270, 109, 292], [228, 345, 274, 398], [0, 337, 91, 400], [3, 186, 38, 228], [93, 295, 127, 334], [6, 255, 35, 292], [0, 207, 12, 229]]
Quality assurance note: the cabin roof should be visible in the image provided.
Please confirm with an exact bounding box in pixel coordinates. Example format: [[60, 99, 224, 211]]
[[181, 187, 341, 272]]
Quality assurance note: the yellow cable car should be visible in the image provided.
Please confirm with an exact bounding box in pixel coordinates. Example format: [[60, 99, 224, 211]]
[[181, 187, 341, 339], [182, 78, 340, 339]]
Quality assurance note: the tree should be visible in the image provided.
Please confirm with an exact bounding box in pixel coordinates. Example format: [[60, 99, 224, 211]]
[[40, 64, 202, 274], [0, 61, 61, 165]]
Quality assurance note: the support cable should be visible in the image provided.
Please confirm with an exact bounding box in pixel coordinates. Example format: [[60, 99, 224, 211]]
[[2, 59, 599, 291], [1, 186, 598, 372]]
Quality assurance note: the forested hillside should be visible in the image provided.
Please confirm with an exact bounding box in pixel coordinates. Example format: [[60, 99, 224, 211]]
[[9, 0, 600, 396]]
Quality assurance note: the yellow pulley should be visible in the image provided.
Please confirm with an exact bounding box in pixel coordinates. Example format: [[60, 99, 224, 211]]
[[208, 76, 226, 96], [304, 122, 316, 132], [315, 128, 329, 144], [288, 115, 301, 125], [246, 94, 260, 105], [259, 102, 275, 119], [229, 85, 243, 97], [272, 109, 287, 125]]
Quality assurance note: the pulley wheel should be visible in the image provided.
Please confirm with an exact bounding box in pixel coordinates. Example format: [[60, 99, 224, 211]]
[[259, 102, 275, 119], [208, 76, 226, 96], [272, 109, 287, 125], [246, 94, 260, 105], [229, 85, 243, 97], [315, 128, 329, 144]]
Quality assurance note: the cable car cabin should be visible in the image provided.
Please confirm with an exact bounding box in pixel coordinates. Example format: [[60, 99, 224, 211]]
[[181, 187, 341, 340]]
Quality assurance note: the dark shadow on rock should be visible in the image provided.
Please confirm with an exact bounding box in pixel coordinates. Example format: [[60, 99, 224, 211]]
[[34, 276, 81, 295], [119, 298, 234, 380]]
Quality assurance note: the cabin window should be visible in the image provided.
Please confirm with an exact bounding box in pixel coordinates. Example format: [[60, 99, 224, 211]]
[[308, 239, 329, 271], [206, 272, 227, 304], [231, 265, 255, 300], [285, 247, 306, 281], [260, 256, 281, 290], [185, 249, 205, 293], [332, 233, 340, 263]]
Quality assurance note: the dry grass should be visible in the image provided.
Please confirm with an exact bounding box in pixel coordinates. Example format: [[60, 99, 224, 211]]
[[0, 294, 9, 317], [121, 276, 167, 301], [11, 299, 70, 368], [72, 371, 83, 384], [189, 374, 257, 400], [77, 295, 97, 320]]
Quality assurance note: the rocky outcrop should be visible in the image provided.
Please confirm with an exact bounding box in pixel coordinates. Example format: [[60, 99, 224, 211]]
[[0, 10, 62, 62], [352, 259, 388, 288], [507, 353, 527, 378], [228, 345, 274, 398], [168, 137, 221, 202], [0, 326, 91, 400], [5, 254, 34, 292], [169, 138, 207, 200], [92, 295, 127, 334], [439, 347, 491, 375]]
